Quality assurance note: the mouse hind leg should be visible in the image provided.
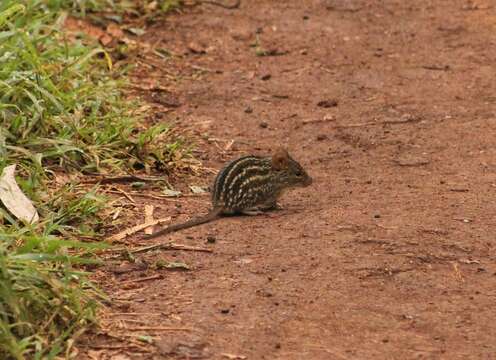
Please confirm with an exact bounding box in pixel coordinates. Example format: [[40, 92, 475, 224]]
[[241, 199, 281, 216]]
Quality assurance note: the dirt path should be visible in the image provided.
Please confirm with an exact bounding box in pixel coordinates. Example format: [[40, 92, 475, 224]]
[[81, 1, 496, 359]]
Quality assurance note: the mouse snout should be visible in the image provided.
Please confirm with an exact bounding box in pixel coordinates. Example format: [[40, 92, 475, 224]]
[[302, 173, 313, 186]]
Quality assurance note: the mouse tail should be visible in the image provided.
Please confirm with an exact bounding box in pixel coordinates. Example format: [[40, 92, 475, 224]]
[[142, 208, 222, 240]]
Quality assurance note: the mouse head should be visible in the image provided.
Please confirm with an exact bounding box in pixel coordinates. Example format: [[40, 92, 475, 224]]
[[271, 148, 312, 187]]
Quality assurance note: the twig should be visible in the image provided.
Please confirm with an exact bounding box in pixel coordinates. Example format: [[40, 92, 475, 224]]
[[127, 84, 172, 92], [326, 5, 362, 12], [105, 190, 180, 202], [302, 115, 335, 125], [335, 115, 420, 128], [87, 344, 150, 351], [422, 65, 450, 71], [82, 174, 165, 184], [281, 113, 298, 121], [196, 0, 241, 9], [131, 242, 213, 254], [451, 262, 464, 282], [108, 312, 163, 316], [393, 158, 430, 167], [144, 205, 155, 235], [108, 217, 171, 243], [120, 274, 163, 284], [116, 191, 209, 199], [110, 187, 136, 204], [221, 354, 247, 360], [125, 326, 196, 331], [224, 139, 235, 151], [450, 188, 469, 192], [334, 121, 376, 128]]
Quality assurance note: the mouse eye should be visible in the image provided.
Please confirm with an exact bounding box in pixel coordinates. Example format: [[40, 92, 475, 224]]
[[295, 170, 302, 176]]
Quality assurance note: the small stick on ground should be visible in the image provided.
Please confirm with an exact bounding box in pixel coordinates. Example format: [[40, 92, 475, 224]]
[[120, 274, 163, 284], [82, 174, 165, 184], [110, 187, 136, 204], [422, 64, 450, 71], [108, 312, 164, 316], [335, 115, 420, 128], [117, 191, 209, 199], [131, 242, 213, 254], [108, 217, 171, 243], [195, 0, 241, 9], [451, 262, 465, 282], [144, 205, 155, 235], [87, 344, 151, 351], [125, 326, 196, 331], [224, 139, 235, 151], [302, 116, 335, 125]]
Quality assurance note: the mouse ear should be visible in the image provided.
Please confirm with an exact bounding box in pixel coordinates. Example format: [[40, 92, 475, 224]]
[[271, 148, 289, 170]]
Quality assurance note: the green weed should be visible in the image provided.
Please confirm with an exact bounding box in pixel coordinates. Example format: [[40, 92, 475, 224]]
[[0, 0, 184, 357]]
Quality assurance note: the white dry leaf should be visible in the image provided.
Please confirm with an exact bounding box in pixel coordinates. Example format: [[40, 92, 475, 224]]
[[163, 188, 182, 197], [0, 164, 39, 223], [189, 185, 207, 194]]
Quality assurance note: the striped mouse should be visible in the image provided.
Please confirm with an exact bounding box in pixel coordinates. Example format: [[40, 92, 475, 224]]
[[143, 148, 312, 239]]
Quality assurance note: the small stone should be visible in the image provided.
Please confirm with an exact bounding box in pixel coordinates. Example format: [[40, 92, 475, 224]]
[[187, 42, 206, 54], [220, 308, 230, 314], [317, 134, 327, 141], [317, 99, 338, 108], [244, 106, 253, 114], [374, 214, 381, 218], [261, 73, 271, 80], [303, 15, 309, 20], [259, 121, 268, 128], [300, 49, 308, 55], [206, 236, 216, 243], [230, 29, 251, 41]]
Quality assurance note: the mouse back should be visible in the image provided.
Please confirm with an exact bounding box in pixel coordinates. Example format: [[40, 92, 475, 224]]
[[212, 155, 269, 208], [211, 149, 312, 213]]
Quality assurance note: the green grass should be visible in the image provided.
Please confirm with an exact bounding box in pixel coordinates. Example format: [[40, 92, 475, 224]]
[[0, 0, 184, 358], [58, 0, 182, 17]]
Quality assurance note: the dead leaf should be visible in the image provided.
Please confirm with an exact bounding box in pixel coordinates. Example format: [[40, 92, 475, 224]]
[[106, 23, 124, 39], [99, 34, 113, 46], [0, 165, 39, 223], [163, 189, 182, 197], [126, 27, 146, 36], [189, 185, 206, 194]]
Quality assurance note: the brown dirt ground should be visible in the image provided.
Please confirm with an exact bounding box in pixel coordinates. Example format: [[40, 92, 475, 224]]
[[78, 1, 496, 359]]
